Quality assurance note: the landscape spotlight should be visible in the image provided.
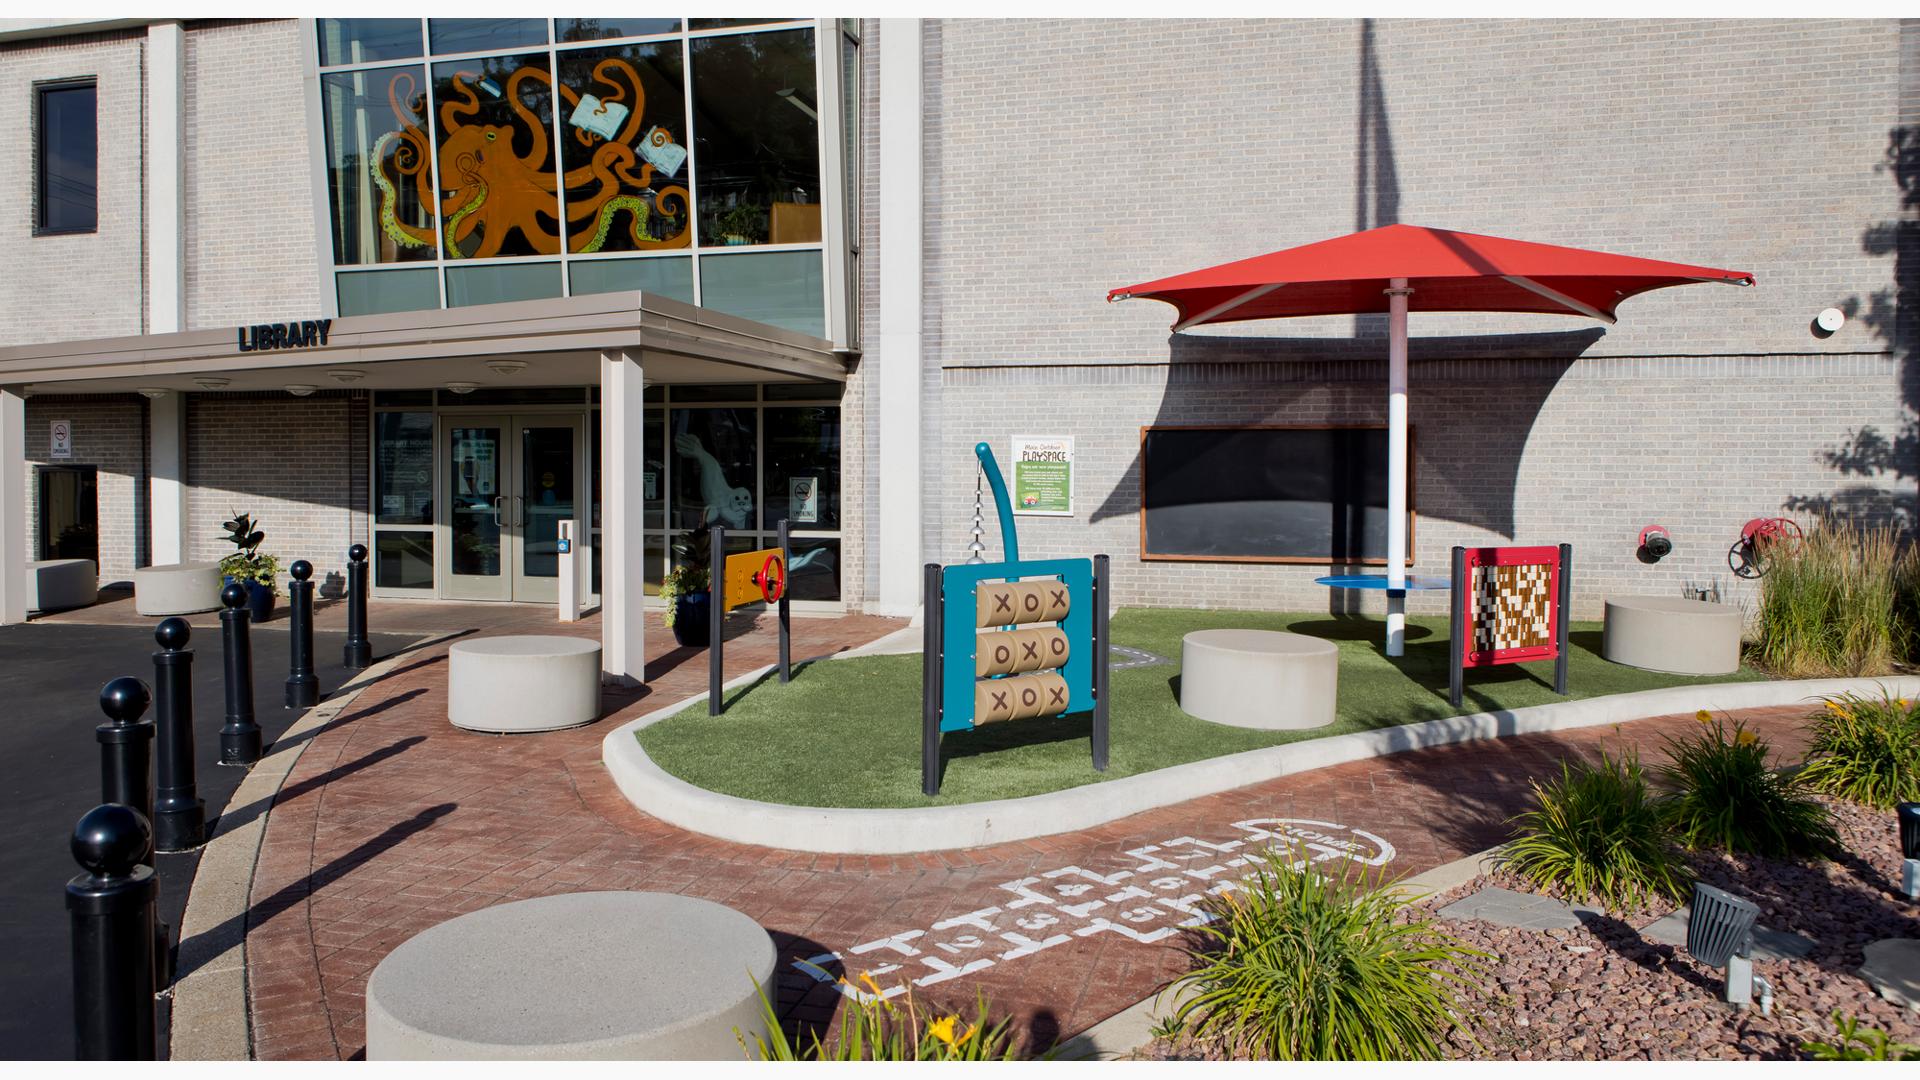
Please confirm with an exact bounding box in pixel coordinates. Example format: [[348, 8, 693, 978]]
[[1686, 882, 1772, 1014], [1898, 802, 1920, 900]]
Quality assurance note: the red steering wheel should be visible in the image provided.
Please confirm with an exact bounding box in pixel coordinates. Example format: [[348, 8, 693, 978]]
[[753, 554, 786, 603]]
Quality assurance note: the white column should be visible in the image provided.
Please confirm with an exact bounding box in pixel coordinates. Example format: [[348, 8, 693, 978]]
[[874, 18, 924, 617], [1385, 278, 1411, 657], [599, 351, 646, 684], [0, 387, 27, 625], [148, 392, 186, 566], [146, 21, 186, 335]]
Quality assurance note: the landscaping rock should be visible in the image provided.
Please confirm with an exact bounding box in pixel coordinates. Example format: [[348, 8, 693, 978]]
[[1636, 907, 1816, 962], [1859, 939, 1920, 1013]]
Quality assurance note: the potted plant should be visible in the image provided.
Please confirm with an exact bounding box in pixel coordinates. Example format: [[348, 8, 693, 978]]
[[715, 202, 767, 245], [662, 523, 713, 647], [217, 511, 281, 622]]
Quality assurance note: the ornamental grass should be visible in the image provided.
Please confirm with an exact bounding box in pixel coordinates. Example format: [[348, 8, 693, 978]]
[[1750, 519, 1910, 678], [1500, 748, 1687, 910], [1658, 709, 1836, 857], [739, 976, 1022, 1061], [1799, 691, 1920, 809]]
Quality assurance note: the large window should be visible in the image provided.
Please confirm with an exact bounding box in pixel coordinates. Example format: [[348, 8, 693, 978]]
[[35, 80, 97, 235], [315, 18, 840, 338]]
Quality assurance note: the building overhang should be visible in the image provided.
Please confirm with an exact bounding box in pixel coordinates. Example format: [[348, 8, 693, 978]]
[[0, 292, 848, 394]]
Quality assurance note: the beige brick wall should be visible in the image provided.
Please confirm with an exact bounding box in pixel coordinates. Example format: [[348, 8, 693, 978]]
[[21, 394, 147, 583]]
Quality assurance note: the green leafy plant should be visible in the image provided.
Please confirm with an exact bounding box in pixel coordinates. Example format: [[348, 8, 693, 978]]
[[739, 974, 1024, 1061], [1750, 519, 1907, 677], [1501, 749, 1686, 909], [1160, 852, 1487, 1060], [216, 511, 281, 596], [1799, 691, 1920, 809], [660, 524, 714, 629], [1802, 1012, 1920, 1060], [1658, 709, 1836, 856]]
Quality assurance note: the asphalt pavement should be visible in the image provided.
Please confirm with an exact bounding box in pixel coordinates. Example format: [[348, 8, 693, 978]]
[[0, 619, 412, 1060]]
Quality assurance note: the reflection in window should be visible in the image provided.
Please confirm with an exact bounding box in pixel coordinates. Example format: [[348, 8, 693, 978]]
[[670, 408, 756, 531], [336, 267, 440, 315], [322, 66, 436, 264], [569, 256, 694, 303], [375, 412, 435, 524], [558, 18, 681, 42], [317, 19, 422, 65], [429, 19, 548, 55], [689, 18, 796, 30], [700, 250, 824, 337], [445, 262, 563, 306], [689, 29, 819, 247], [554, 44, 691, 253], [35, 82, 96, 234], [763, 407, 839, 531], [376, 532, 435, 589], [784, 537, 839, 601], [432, 53, 560, 258]]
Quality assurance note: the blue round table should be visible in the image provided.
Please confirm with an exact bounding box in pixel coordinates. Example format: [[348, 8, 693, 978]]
[[1314, 574, 1451, 592]]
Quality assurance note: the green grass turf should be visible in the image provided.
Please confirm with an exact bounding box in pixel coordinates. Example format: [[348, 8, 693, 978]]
[[634, 609, 1765, 808]]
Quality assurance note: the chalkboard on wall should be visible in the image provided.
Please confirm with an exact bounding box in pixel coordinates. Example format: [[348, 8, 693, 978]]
[[1139, 425, 1414, 563]]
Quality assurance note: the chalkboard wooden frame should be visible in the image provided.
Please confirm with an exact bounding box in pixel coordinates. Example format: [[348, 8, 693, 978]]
[[1137, 424, 1417, 565]]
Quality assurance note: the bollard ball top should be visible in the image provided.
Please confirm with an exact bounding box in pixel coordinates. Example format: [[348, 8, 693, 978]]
[[221, 582, 249, 609], [98, 676, 152, 724], [348, 543, 368, 563], [155, 616, 191, 650], [290, 559, 313, 581], [71, 803, 150, 878]]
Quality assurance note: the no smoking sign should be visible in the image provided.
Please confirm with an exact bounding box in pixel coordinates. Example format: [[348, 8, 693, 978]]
[[49, 419, 73, 460]]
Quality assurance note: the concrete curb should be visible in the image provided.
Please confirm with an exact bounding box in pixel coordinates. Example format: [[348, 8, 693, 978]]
[[601, 674, 1920, 856], [168, 636, 437, 1060], [1053, 844, 1507, 1061]]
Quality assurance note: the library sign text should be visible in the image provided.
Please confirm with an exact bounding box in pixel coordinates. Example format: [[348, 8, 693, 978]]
[[236, 319, 333, 352]]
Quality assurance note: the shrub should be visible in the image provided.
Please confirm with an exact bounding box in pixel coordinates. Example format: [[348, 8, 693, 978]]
[[1160, 852, 1487, 1060], [740, 976, 1022, 1061], [1750, 519, 1906, 677], [1501, 749, 1686, 909], [1658, 709, 1836, 856], [1799, 692, 1920, 809], [1802, 1012, 1920, 1060]]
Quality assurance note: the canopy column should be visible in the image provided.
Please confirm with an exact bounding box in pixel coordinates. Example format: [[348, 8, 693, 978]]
[[1385, 278, 1411, 657], [0, 386, 26, 624], [599, 350, 647, 686]]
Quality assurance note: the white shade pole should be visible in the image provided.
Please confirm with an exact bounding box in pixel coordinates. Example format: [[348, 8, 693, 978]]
[[1385, 278, 1412, 657]]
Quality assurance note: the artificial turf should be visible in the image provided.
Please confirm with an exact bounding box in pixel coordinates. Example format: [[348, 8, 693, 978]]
[[633, 609, 1765, 808]]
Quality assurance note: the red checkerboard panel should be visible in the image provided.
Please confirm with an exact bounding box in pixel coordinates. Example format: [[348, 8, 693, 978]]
[[1462, 546, 1562, 667]]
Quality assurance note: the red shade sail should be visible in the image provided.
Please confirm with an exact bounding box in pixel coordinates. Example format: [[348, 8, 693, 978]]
[[1108, 223, 1754, 330]]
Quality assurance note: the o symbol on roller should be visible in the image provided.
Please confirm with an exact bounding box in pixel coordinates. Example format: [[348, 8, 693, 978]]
[[994, 644, 1011, 665], [1021, 687, 1038, 708], [1049, 637, 1067, 659], [1023, 591, 1041, 614]]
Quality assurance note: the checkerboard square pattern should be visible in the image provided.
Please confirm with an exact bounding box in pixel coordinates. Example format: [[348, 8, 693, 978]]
[[1471, 562, 1555, 653]]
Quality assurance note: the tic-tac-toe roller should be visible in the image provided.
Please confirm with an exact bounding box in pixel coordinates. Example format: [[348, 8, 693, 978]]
[[921, 443, 1110, 796]]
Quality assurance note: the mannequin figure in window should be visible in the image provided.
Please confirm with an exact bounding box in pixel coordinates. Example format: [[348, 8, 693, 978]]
[[673, 432, 752, 529]]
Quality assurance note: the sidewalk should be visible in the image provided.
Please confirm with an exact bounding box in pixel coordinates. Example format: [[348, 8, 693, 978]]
[[218, 609, 1815, 1059]]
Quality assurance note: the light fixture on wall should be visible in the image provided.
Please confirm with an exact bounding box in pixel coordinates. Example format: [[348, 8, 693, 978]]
[[328, 369, 368, 384], [445, 382, 479, 395], [485, 359, 528, 376], [194, 377, 231, 390], [285, 384, 318, 397], [137, 388, 170, 399]]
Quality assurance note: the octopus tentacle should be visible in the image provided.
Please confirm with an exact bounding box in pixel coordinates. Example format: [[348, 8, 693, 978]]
[[370, 131, 433, 250]]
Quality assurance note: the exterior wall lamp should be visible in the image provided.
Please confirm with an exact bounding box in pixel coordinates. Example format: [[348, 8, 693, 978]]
[[445, 382, 478, 395], [1899, 802, 1920, 900]]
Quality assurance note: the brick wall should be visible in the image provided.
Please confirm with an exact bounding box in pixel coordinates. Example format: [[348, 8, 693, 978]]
[[903, 18, 1917, 617], [185, 391, 368, 593], [21, 395, 148, 583], [0, 30, 146, 345]]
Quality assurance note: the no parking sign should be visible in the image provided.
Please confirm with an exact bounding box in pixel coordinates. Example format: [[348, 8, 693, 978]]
[[49, 420, 72, 460]]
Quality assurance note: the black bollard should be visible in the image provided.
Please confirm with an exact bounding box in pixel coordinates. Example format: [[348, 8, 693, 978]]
[[285, 559, 319, 709], [344, 544, 371, 670], [150, 618, 206, 853], [218, 583, 262, 766], [95, 678, 154, 859], [67, 803, 158, 1060]]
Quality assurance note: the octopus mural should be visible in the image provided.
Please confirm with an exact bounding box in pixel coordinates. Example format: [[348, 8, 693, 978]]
[[369, 59, 691, 259]]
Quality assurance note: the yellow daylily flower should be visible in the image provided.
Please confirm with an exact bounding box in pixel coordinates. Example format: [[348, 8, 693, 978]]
[[928, 1015, 959, 1049], [1735, 729, 1757, 746], [1695, 709, 1713, 724], [857, 972, 885, 997], [959, 1023, 978, 1047]]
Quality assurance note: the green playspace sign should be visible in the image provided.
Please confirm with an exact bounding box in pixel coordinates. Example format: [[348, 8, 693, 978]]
[[1012, 435, 1074, 516]]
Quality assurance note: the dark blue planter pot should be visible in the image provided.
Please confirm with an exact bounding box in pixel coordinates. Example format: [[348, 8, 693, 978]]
[[223, 575, 277, 622], [672, 591, 711, 648]]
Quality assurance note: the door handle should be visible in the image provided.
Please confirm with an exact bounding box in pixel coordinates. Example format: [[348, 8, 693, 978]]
[[515, 494, 526, 528], [491, 495, 504, 527]]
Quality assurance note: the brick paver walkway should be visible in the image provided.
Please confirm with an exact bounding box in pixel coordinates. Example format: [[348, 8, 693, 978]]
[[219, 606, 1817, 1060]]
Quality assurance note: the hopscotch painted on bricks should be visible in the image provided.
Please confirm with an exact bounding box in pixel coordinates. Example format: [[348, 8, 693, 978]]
[[793, 818, 1397, 1003]]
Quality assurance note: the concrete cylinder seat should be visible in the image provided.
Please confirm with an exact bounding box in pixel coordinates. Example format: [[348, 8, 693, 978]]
[[27, 558, 97, 612], [132, 561, 223, 616], [365, 891, 776, 1060], [448, 634, 602, 733], [1179, 628, 1339, 730], [1602, 595, 1743, 675]]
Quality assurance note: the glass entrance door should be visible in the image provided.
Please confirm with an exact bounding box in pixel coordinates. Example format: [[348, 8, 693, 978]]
[[439, 413, 585, 602]]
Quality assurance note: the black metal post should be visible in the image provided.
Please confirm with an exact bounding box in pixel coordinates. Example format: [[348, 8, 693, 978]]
[[709, 525, 725, 716], [343, 544, 371, 670], [96, 678, 154, 859], [1554, 543, 1573, 696], [150, 620, 205, 853], [218, 583, 262, 766], [67, 803, 158, 1060], [1092, 554, 1110, 773], [922, 563, 944, 797], [285, 559, 319, 708], [777, 518, 792, 684], [1448, 546, 1467, 708]]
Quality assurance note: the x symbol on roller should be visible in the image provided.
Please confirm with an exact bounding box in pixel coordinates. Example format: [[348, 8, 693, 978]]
[[1021, 641, 1039, 661], [994, 594, 1012, 616], [1049, 588, 1067, 609], [1049, 686, 1066, 707], [990, 690, 1008, 711]]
